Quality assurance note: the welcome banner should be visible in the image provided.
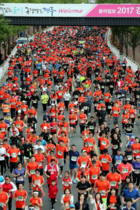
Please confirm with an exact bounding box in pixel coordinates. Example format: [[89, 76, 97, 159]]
[[0, 4, 140, 17]]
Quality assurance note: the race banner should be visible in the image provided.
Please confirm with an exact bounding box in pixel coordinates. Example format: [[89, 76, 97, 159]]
[[0, 4, 140, 17]]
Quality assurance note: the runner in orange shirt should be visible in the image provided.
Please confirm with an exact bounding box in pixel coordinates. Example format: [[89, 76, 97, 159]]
[[8, 142, 20, 173], [15, 116, 25, 136], [111, 102, 120, 125], [0, 119, 7, 136], [2, 99, 11, 115], [0, 184, 9, 210], [79, 109, 87, 137], [83, 132, 95, 151], [34, 148, 45, 176], [106, 167, 121, 193], [21, 101, 28, 126], [99, 149, 112, 175], [57, 100, 65, 113], [55, 141, 68, 177], [46, 151, 58, 165], [88, 160, 100, 193], [32, 169, 45, 197], [94, 173, 110, 205], [26, 156, 39, 193], [68, 109, 78, 138], [29, 192, 43, 210], [14, 183, 27, 210], [77, 150, 90, 171]]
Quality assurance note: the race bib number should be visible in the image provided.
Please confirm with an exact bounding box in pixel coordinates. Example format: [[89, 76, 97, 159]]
[[12, 153, 17, 158], [64, 181, 69, 186], [127, 155, 132, 160], [135, 169, 140, 174], [123, 168, 128, 173], [34, 180, 40, 186], [38, 162, 42, 167], [113, 145, 118, 149], [92, 175, 97, 180], [116, 159, 121, 164], [99, 190, 106, 196], [71, 156, 77, 162], [102, 158, 107, 163], [0, 202, 3, 207], [101, 141, 106, 146], [51, 112, 55, 116], [111, 181, 116, 186], [114, 111, 118, 114], [89, 126, 94, 129], [88, 142, 93, 147], [30, 170, 35, 175], [35, 207, 40, 210], [18, 196, 23, 201], [134, 149, 139, 153], [17, 176, 24, 181], [58, 151, 63, 156], [81, 161, 87, 166]]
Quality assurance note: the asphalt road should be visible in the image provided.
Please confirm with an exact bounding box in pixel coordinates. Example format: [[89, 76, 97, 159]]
[[1, 27, 140, 210]]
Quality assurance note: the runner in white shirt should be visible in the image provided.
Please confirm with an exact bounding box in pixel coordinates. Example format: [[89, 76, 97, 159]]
[[33, 140, 45, 154], [0, 142, 6, 175]]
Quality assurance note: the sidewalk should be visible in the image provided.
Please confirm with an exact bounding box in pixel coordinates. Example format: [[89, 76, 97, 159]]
[[123, 45, 140, 65]]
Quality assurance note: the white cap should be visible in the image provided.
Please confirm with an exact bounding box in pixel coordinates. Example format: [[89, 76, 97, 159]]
[[52, 103, 55, 106], [81, 165, 86, 168], [22, 100, 25, 103], [44, 126, 47, 129], [18, 110, 21, 113]]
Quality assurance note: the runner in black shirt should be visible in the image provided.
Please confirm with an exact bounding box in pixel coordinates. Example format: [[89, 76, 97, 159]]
[[30, 91, 40, 110], [106, 97, 114, 125], [87, 116, 97, 135], [124, 119, 134, 143]]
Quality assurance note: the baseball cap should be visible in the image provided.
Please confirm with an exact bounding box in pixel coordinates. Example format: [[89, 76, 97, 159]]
[[80, 165, 86, 168], [25, 138, 29, 141], [51, 103, 55, 106], [127, 145, 131, 149], [136, 156, 140, 159], [18, 110, 21, 113], [69, 204, 75, 209], [92, 160, 96, 164], [37, 148, 42, 151], [82, 150, 87, 153], [44, 126, 47, 129], [62, 118, 66, 121], [7, 113, 10, 115]]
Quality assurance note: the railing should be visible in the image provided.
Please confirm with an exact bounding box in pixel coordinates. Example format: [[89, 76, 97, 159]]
[[107, 28, 140, 72]]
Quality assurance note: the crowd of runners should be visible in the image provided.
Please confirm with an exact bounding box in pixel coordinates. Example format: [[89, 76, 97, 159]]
[[0, 26, 140, 210]]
